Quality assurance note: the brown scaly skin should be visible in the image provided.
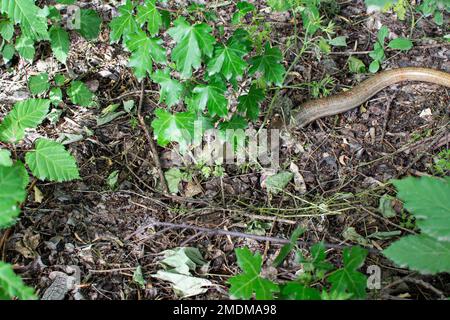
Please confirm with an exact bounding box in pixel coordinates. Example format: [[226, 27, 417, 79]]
[[290, 67, 450, 128]]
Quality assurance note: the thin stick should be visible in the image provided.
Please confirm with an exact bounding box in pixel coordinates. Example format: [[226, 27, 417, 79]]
[[137, 81, 169, 194], [133, 220, 380, 254]]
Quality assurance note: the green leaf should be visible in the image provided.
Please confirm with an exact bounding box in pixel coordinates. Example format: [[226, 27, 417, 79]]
[[387, 37, 413, 51], [15, 35, 34, 61], [191, 77, 228, 117], [281, 283, 321, 300], [327, 246, 368, 299], [392, 176, 450, 241], [0, 99, 50, 143], [28, 73, 49, 95], [237, 85, 265, 120], [165, 168, 183, 194], [273, 226, 305, 267], [151, 68, 183, 108], [54, 74, 66, 86], [0, 0, 48, 41], [126, 30, 166, 81], [383, 234, 450, 274], [378, 194, 396, 218], [78, 9, 101, 40], [25, 138, 80, 182], [0, 18, 14, 41], [297, 242, 334, 277], [377, 25, 389, 44], [364, 0, 395, 11], [0, 162, 28, 228], [67, 81, 94, 106], [249, 43, 286, 86], [0, 149, 13, 167], [1, 43, 15, 62], [228, 247, 279, 300], [0, 262, 36, 300], [267, 0, 293, 11], [265, 171, 293, 195], [208, 39, 249, 81], [328, 36, 347, 47], [109, 0, 138, 43], [136, 0, 161, 36], [49, 26, 70, 63], [369, 60, 380, 73], [49, 87, 63, 106], [133, 266, 146, 289], [168, 17, 216, 78], [348, 56, 366, 73], [151, 108, 196, 148], [232, 1, 255, 25]]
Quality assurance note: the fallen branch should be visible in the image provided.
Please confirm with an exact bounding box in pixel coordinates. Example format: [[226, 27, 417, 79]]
[[127, 219, 380, 254], [136, 81, 169, 194]]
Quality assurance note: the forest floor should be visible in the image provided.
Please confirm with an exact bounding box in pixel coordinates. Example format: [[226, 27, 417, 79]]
[[0, 0, 449, 300]]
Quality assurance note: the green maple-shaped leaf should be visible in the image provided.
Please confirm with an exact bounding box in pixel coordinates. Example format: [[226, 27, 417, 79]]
[[208, 37, 249, 81], [151, 108, 196, 148], [298, 242, 334, 277], [49, 26, 70, 63], [136, 0, 161, 36], [392, 176, 450, 241], [15, 35, 35, 61], [25, 138, 80, 182], [228, 247, 279, 300], [125, 30, 166, 80], [249, 43, 286, 86], [0, 0, 48, 41], [0, 262, 36, 300], [383, 234, 450, 274], [151, 68, 183, 107], [0, 162, 28, 229], [281, 283, 321, 300], [67, 81, 94, 106], [168, 17, 216, 78], [327, 246, 368, 299], [0, 99, 50, 143], [190, 77, 228, 117], [28, 72, 50, 95], [237, 85, 265, 120], [78, 9, 102, 40], [109, 0, 138, 43], [232, 1, 256, 24]]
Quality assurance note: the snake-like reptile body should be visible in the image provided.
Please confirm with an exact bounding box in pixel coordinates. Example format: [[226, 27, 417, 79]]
[[290, 67, 450, 128]]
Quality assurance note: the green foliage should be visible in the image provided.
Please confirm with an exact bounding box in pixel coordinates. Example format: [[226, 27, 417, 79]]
[[433, 149, 450, 175], [249, 43, 286, 86], [125, 30, 166, 80], [0, 262, 36, 300], [49, 26, 70, 63], [383, 176, 450, 274], [0, 162, 28, 228], [108, 3, 286, 151], [228, 247, 280, 300], [151, 109, 196, 149], [228, 243, 369, 300], [28, 73, 50, 95], [168, 17, 216, 78], [327, 246, 368, 299], [67, 80, 95, 106], [0, 99, 50, 143], [273, 227, 305, 267], [151, 68, 183, 107], [1, 1, 101, 63], [25, 138, 80, 182], [368, 26, 413, 73], [0, 0, 48, 41]]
